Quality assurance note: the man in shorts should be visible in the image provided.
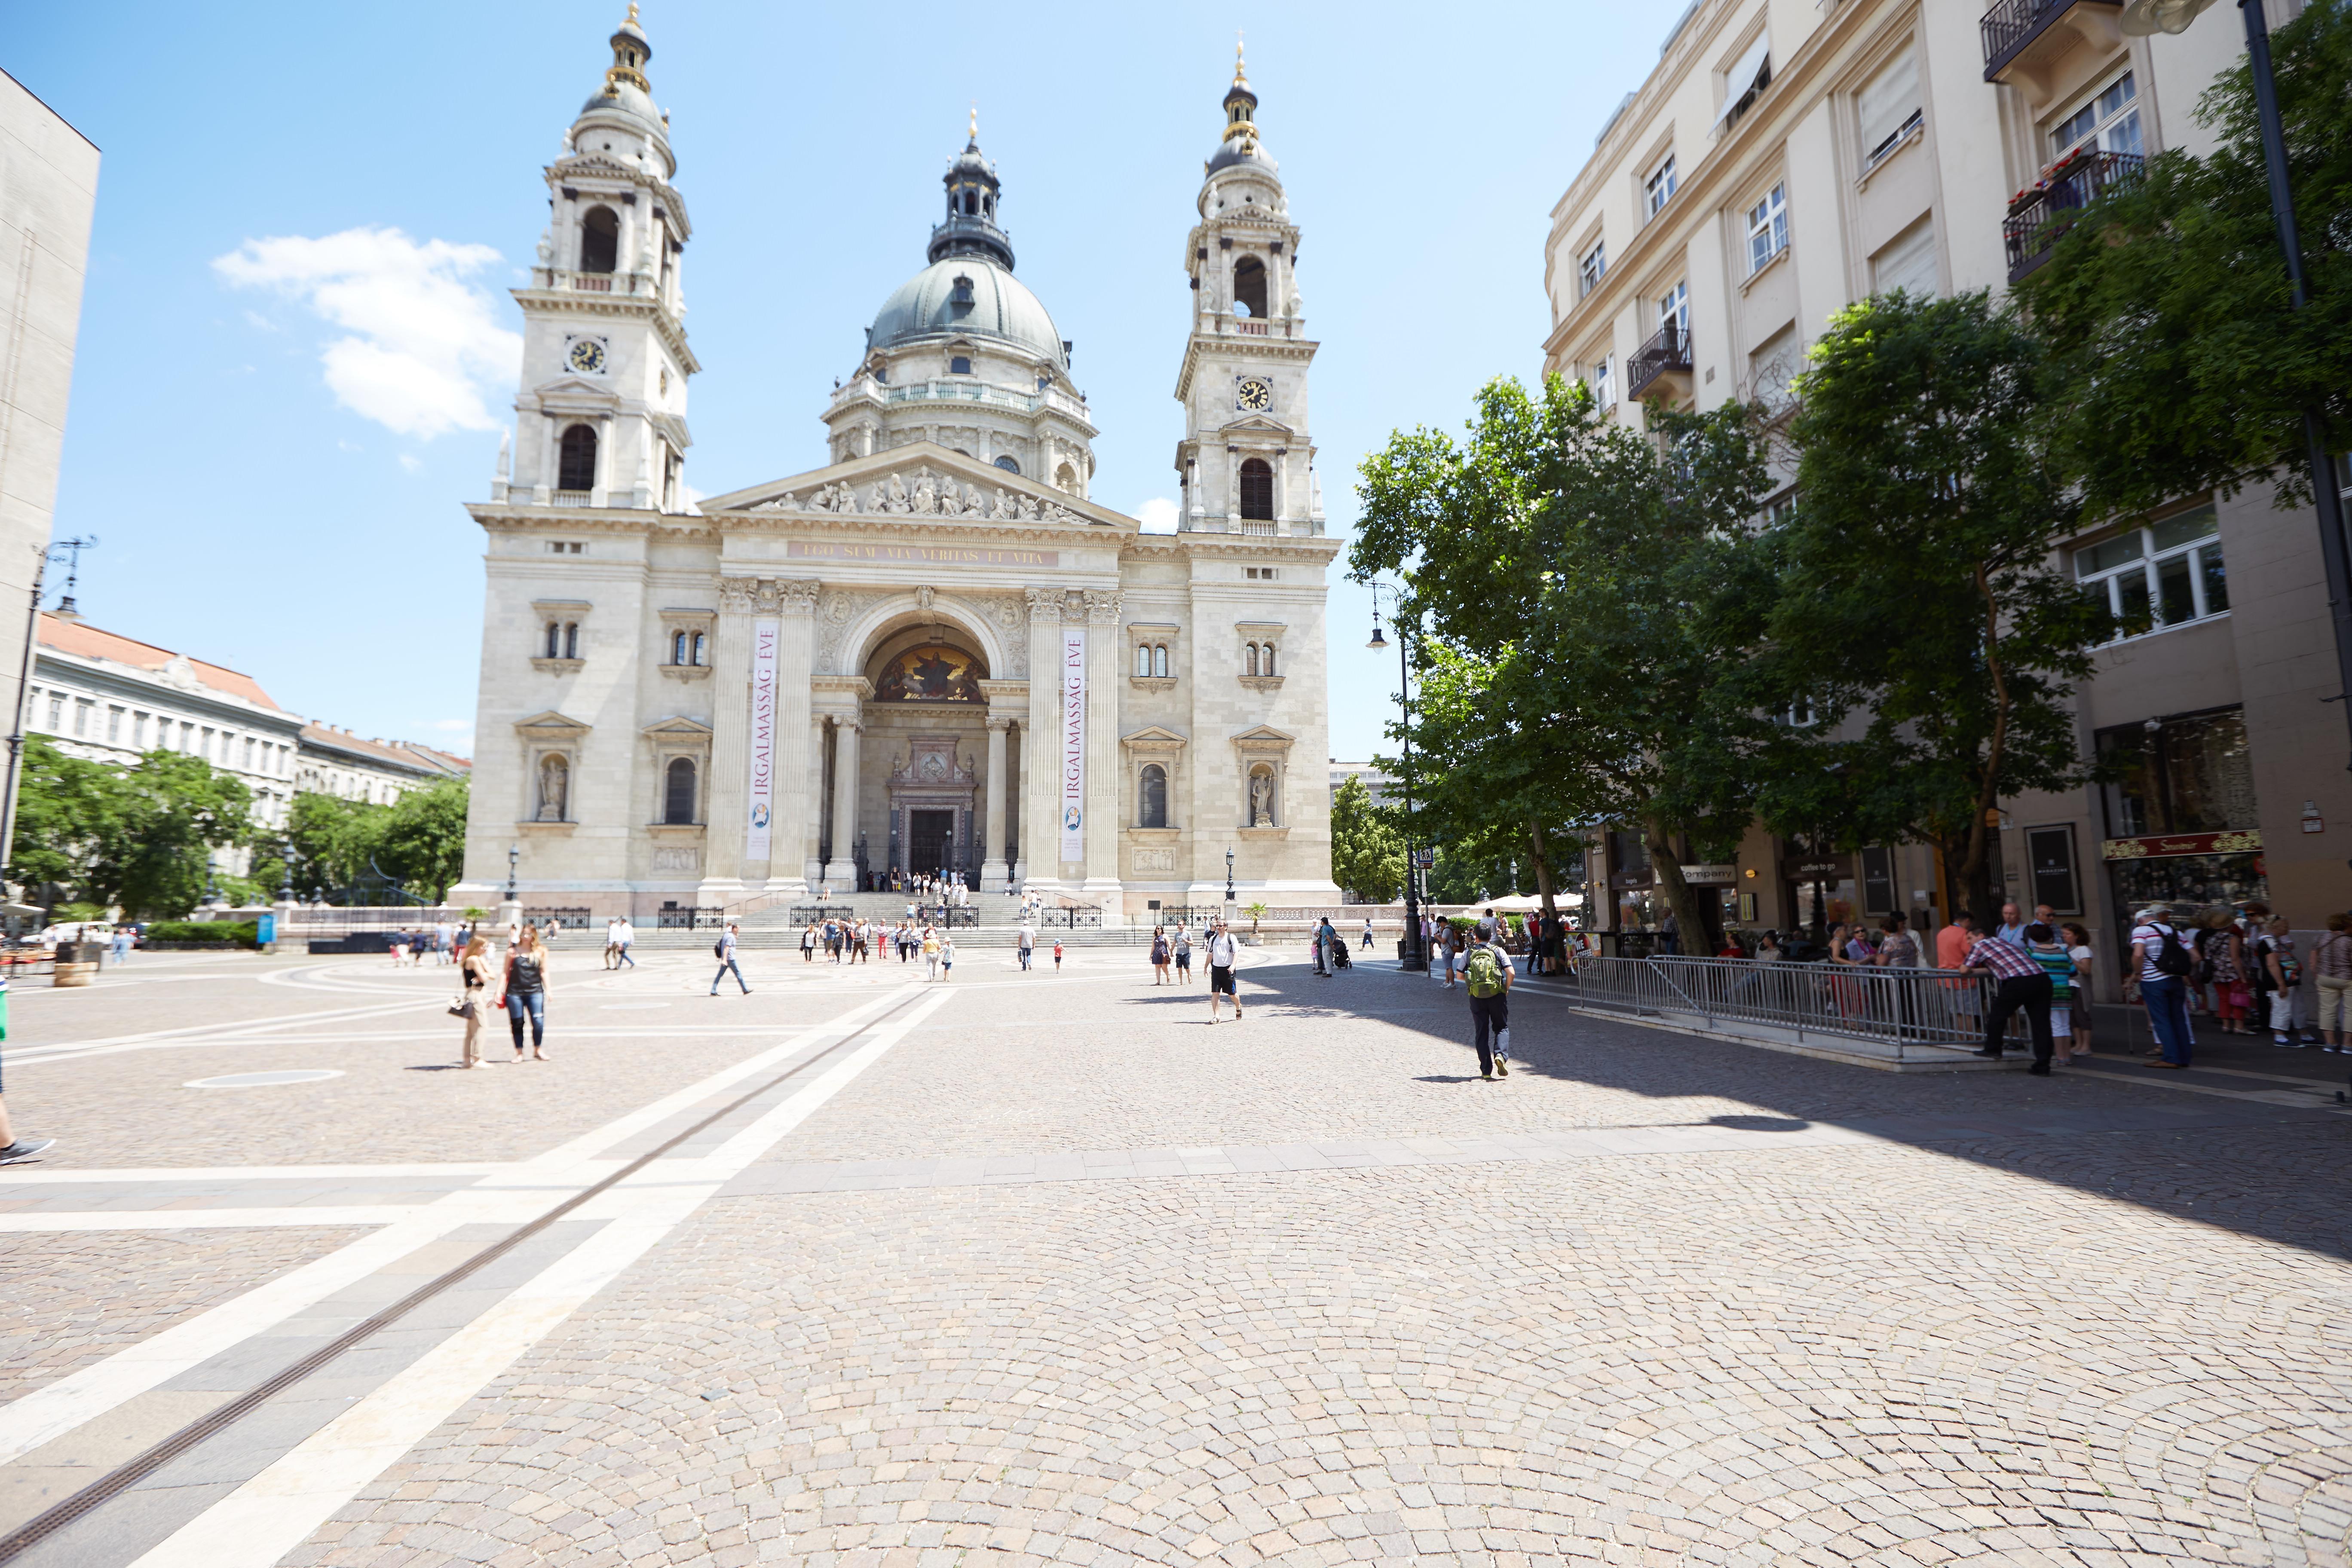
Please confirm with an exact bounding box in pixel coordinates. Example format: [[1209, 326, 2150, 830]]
[[1207, 920, 1242, 1023], [1174, 924, 1193, 983]]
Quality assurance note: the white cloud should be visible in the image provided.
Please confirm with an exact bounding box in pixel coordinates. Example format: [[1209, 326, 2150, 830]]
[[398, 453, 421, 472], [1136, 496, 1180, 534], [214, 227, 522, 439]]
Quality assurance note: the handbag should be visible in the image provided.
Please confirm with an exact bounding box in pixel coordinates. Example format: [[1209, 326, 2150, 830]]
[[448, 995, 478, 1019]]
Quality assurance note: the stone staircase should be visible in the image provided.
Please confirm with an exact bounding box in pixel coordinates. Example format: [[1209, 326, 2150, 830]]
[[553, 891, 1160, 949]]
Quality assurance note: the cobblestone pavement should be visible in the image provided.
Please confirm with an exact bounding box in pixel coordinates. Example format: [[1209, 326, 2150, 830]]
[[0, 947, 2347, 1566]]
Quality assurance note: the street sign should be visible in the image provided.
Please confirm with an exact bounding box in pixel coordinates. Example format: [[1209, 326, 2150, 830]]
[[1415, 850, 1434, 868]]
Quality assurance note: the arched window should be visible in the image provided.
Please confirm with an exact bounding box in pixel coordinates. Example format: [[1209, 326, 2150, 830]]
[[1153, 644, 1169, 678], [564, 622, 580, 660], [1239, 458, 1274, 520], [664, 756, 698, 824], [1233, 255, 1268, 318], [1246, 643, 1260, 677], [1262, 643, 1277, 676], [537, 753, 570, 822], [579, 206, 620, 274], [546, 622, 563, 658], [558, 423, 599, 492], [994, 454, 1020, 475], [691, 631, 706, 665], [672, 630, 688, 665], [1136, 644, 1152, 677], [1139, 763, 1168, 829]]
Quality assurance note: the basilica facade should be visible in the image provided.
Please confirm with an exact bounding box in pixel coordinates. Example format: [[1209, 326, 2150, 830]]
[[450, 12, 1341, 919]]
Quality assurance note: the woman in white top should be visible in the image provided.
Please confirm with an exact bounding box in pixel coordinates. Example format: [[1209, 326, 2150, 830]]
[[2061, 923, 2095, 1060]]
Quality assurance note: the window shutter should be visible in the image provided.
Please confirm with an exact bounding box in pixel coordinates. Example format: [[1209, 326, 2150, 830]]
[[1714, 32, 1771, 126], [1856, 47, 1919, 159], [1873, 217, 1939, 301]]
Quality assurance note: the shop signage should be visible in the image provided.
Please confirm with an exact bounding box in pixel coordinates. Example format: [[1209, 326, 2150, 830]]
[[2101, 830, 2262, 861], [745, 619, 779, 860], [1679, 864, 1739, 886]]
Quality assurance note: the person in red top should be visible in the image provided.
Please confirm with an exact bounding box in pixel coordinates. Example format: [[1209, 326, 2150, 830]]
[[1964, 925, 2055, 1072]]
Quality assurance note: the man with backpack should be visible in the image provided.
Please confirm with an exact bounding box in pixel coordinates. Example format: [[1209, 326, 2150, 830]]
[[2132, 904, 2195, 1067], [710, 923, 751, 996], [1463, 928, 1513, 1080]]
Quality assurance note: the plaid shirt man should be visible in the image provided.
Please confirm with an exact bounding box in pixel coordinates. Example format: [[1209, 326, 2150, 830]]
[[1966, 934, 2042, 981]]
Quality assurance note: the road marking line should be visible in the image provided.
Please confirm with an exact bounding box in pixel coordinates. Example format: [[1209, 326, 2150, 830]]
[[0, 1207, 424, 1233], [122, 987, 952, 1568], [0, 1164, 507, 1185], [0, 989, 908, 1472]]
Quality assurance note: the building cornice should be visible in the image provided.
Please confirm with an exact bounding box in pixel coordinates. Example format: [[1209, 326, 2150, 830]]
[[32, 648, 303, 734], [510, 286, 702, 376], [1174, 329, 1318, 402]]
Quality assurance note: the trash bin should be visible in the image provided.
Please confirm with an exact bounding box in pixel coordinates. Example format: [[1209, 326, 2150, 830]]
[[54, 940, 103, 987]]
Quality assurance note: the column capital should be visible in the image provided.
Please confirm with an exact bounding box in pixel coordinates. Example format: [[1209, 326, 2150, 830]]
[[1084, 589, 1123, 626], [986, 714, 1016, 733], [719, 576, 823, 616], [1024, 586, 1062, 624]]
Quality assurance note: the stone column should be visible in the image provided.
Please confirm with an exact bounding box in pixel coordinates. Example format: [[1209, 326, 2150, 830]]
[[1023, 588, 1063, 893], [824, 716, 861, 888], [701, 580, 758, 900], [1274, 447, 1289, 533], [981, 717, 1010, 888], [805, 714, 827, 887], [1082, 589, 1122, 900], [767, 582, 820, 893]]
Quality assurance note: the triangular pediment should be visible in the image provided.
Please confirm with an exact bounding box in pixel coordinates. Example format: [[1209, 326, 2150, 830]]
[[1121, 724, 1188, 747], [1230, 723, 1297, 748], [641, 715, 714, 739], [1217, 413, 1297, 438], [514, 710, 592, 739], [699, 441, 1135, 531]]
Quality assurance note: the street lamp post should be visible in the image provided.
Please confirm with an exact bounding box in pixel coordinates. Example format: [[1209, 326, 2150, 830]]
[[1224, 846, 1235, 913], [498, 841, 522, 932], [1366, 585, 1427, 973], [2122, 0, 2352, 775]]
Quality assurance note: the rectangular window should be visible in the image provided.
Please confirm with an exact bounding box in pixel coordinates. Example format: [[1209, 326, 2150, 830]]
[[1746, 183, 1788, 274], [180, 721, 193, 751], [2074, 502, 2225, 640], [45, 693, 62, 729], [2049, 69, 2142, 164], [132, 711, 148, 747], [1657, 280, 1689, 337], [1857, 46, 1922, 168], [1749, 327, 1798, 413], [2096, 707, 2256, 838], [107, 706, 123, 743], [1589, 354, 1614, 407], [73, 699, 92, 737], [2026, 824, 2082, 913], [1645, 153, 1678, 218], [1872, 216, 1939, 301], [1578, 238, 1607, 296], [243, 736, 256, 769]]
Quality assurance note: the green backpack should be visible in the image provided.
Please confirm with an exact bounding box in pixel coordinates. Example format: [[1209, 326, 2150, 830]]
[[1465, 944, 1506, 998]]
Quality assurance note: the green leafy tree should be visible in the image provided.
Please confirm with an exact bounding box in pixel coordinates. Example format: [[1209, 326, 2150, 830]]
[[2025, 0, 2352, 514], [1354, 374, 1778, 946], [6, 738, 251, 917], [377, 779, 469, 903], [1761, 291, 2109, 922], [285, 791, 392, 896], [1328, 774, 1404, 903]]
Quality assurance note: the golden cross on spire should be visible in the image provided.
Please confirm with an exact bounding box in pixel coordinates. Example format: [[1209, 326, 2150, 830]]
[[626, 1, 640, 23], [1234, 30, 1248, 86], [969, 102, 979, 143]]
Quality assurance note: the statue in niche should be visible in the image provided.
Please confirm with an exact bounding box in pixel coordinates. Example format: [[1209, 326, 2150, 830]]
[[1249, 769, 1275, 827], [537, 754, 570, 822]]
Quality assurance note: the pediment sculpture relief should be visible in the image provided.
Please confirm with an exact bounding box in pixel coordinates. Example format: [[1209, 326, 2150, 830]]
[[754, 467, 1078, 524]]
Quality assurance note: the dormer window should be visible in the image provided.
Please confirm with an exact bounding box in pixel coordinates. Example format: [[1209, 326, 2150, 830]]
[[949, 275, 975, 309]]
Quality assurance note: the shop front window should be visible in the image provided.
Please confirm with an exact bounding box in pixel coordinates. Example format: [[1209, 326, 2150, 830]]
[[2096, 707, 2255, 839]]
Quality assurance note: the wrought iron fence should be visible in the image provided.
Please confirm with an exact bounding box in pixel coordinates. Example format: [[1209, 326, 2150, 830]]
[[1569, 954, 2012, 1051], [644, 904, 725, 930], [783, 905, 858, 927], [1980, 0, 2119, 77], [1626, 322, 1692, 400], [1029, 906, 1102, 929], [521, 907, 593, 932], [280, 906, 466, 931]]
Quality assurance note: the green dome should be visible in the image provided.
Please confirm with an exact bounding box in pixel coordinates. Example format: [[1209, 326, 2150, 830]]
[[868, 257, 1067, 369]]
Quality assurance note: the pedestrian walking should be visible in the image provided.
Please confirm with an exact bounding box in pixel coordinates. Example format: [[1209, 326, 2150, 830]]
[[2257, 915, 2302, 1046], [504, 926, 552, 1062], [603, 917, 622, 970], [2199, 908, 2251, 1034], [1018, 920, 1035, 971], [614, 916, 637, 968], [2062, 924, 2097, 1060], [922, 924, 941, 981], [2313, 913, 2352, 1051], [1964, 923, 2055, 1073], [710, 923, 751, 995], [1361, 916, 1374, 953], [1053, 938, 1064, 971], [2132, 906, 2195, 1068], [940, 934, 956, 980], [110, 925, 131, 967], [1207, 920, 1241, 1023], [1463, 925, 1513, 1080], [456, 934, 493, 1067], [0, 972, 56, 1164], [2027, 924, 2081, 1065], [1174, 925, 1192, 983], [1151, 927, 1171, 984], [390, 930, 411, 967]]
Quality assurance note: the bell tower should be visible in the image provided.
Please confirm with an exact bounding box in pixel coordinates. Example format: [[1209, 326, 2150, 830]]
[[499, 5, 699, 513], [1172, 43, 1321, 536]]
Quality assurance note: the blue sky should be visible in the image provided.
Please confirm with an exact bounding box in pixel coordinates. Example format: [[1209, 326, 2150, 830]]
[[13, 2, 1674, 764]]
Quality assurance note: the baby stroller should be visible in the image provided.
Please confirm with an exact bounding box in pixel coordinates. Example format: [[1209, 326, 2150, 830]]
[[1329, 935, 1353, 970]]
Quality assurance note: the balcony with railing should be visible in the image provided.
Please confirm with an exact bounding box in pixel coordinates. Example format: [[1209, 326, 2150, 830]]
[[1980, 0, 2123, 86], [1626, 323, 1693, 403], [2004, 148, 2143, 282]]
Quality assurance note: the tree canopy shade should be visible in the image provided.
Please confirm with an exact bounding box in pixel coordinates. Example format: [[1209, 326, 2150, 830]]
[[1761, 291, 2113, 922], [1351, 373, 1778, 945], [7, 738, 254, 918], [2024, 0, 2352, 515], [281, 778, 470, 903], [1328, 774, 1404, 904]]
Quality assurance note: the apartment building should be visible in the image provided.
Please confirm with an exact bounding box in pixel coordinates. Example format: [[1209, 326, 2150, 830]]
[[1541, 0, 2350, 986]]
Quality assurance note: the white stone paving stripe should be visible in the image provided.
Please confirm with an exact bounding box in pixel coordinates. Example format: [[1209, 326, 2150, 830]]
[[0, 987, 909, 1472], [0, 1206, 420, 1233], [0, 1164, 506, 1185], [123, 986, 952, 1568]]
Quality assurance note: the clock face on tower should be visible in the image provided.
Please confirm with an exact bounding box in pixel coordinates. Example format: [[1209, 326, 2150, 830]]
[[1236, 377, 1272, 411], [567, 337, 608, 375]]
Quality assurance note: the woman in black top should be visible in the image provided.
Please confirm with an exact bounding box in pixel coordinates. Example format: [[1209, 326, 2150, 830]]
[[504, 926, 551, 1061]]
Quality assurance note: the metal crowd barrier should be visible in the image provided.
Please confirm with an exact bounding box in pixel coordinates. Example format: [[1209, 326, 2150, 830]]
[[1569, 955, 2008, 1051]]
